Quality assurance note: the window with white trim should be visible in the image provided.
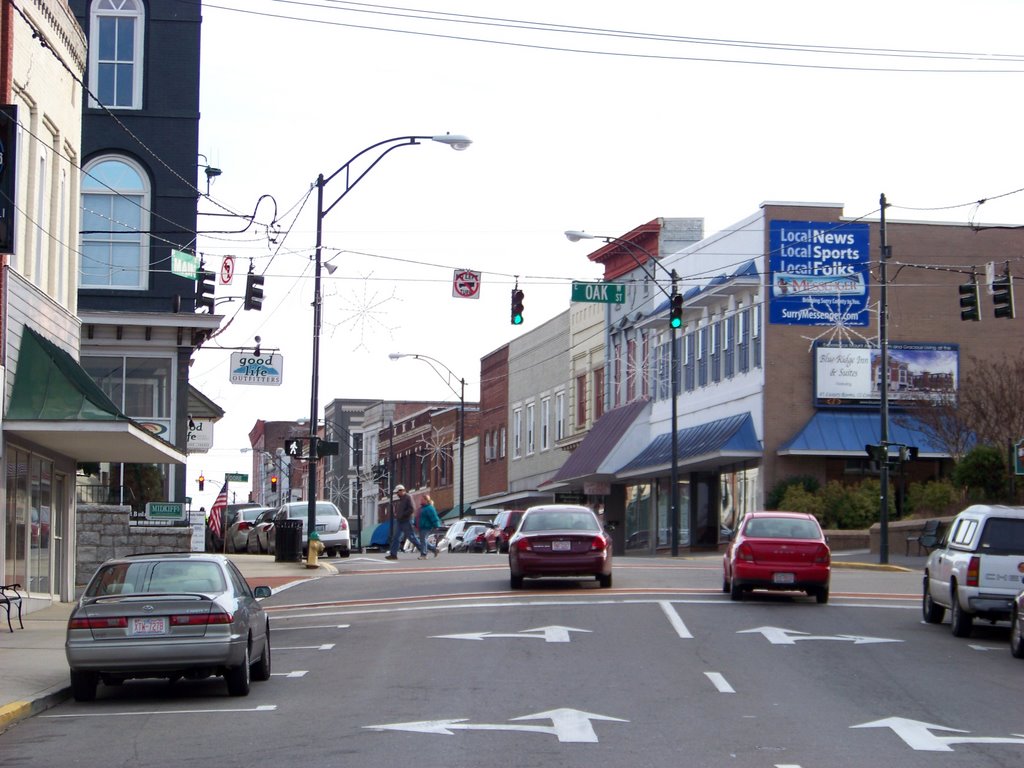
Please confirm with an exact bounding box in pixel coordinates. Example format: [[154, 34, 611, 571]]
[[555, 391, 565, 442], [89, 0, 145, 109], [540, 397, 550, 451], [512, 410, 522, 458], [526, 402, 536, 455], [80, 156, 149, 289]]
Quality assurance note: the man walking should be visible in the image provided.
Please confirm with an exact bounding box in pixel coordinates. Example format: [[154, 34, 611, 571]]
[[386, 485, 427, 560]]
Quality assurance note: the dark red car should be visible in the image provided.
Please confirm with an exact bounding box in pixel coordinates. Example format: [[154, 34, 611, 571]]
[[723, 511, 831, 603], [484, 509, 524, 553], [508, 504, 612, 589]]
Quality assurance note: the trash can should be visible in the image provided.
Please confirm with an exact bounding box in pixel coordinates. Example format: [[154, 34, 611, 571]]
[[274, 519, 303, 562]]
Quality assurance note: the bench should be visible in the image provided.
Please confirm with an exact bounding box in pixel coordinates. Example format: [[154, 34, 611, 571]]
[[1, 583, 24, 632], [906, 519, 942, 556]]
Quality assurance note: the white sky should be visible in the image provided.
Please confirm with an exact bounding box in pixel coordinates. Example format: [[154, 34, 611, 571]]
[[186, 0, 1024, 508]]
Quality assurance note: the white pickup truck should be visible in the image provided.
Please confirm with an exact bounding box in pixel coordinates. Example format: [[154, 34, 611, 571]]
[[923, 504, 1024, 638]]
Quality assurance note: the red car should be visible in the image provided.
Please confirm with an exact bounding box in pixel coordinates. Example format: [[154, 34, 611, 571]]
[[723, 511, 831, 603], [484, 510, 524, 554], [508, 504, 612, 589]]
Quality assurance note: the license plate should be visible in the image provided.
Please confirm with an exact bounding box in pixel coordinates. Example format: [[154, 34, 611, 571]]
[[131, 617, 167, 635], [553, 540, 571, 552], [772, 572, 795, 584]]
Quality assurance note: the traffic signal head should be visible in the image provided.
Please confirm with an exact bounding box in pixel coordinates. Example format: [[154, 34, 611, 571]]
[[511, 288, 525, 325], [244, 272, 264, 311], [270, 475, 278, 492], [197, 474, 205, 491], [196, 269, 216, 313], [958, 280, 980, 322], [992, 273, 1015, 319], [669, 292, 684, 329]]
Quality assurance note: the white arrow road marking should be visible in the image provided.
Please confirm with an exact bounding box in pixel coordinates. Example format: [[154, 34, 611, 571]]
[[365, 708, 628, 743], [271, 670, 309, 678], [275, 643, 336, 651], [432, 626, 591, 643], [704, 672, 735, 693], [967, 644, 1001, 651], [737, 626, 902, 645], [659, 600, 693, 638], [272, 624, 350, 631], [43, 705, 277, 719], [852, 717, 1024, 752]]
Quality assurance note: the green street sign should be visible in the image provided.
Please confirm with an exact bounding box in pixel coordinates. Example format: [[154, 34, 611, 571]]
[[225, 472, 249, 482], [171, 249, 198, 280], [146, 502, 186, 521], [571, 282, 626, 304]]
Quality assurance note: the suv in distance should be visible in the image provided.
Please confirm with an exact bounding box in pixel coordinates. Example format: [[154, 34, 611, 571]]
[[923, 505, 1024, 637]]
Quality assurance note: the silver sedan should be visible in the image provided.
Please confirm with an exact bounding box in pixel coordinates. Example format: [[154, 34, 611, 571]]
[[66, 553, 272, 700]]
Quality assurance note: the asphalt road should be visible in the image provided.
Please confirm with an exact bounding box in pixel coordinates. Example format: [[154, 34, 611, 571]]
[[3, 554, 1022, 768]]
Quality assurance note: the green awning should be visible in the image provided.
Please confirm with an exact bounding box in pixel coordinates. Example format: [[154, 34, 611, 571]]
[[8, 326, 123, 420], [4, 327, 185, 464]]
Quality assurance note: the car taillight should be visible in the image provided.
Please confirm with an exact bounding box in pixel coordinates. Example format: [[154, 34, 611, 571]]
[[340, 518, 348, 530], [590, 536, 607, 552], [515, 538, 533, 552], [967, 555, 980, 587], [736, 542, 755, 562], [238, 522, 251, 531], [475, 533, 486, 543], [68, 616, 128, 630], [814, 544, 831, 564], [171, 610, 233, 626]]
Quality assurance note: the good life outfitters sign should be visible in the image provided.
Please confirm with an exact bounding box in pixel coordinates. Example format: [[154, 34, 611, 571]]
[[229, 352, 283, 386], [769, 220, 870, 326]]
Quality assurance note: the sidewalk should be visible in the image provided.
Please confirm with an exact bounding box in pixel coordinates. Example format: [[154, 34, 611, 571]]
[[0, 554, 335, 733]]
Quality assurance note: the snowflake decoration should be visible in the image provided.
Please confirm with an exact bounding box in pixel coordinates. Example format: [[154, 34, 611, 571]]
[[322, 271, 400, 352], [420, 427, 454, 469], [799, 293, 879, 352]]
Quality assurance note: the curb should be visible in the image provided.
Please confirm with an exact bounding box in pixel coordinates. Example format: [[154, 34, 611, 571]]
[[832, 561, 915, 573], [0, 687, 70, 734]]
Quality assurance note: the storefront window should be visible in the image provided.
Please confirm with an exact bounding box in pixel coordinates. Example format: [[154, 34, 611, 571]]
[[5, 449, 55, 596], [624, 483, 651, 551]]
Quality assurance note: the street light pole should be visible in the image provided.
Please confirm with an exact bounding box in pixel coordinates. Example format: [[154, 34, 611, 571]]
[[565, 230, 682, 556], [305, 134, 470, 566], [389, 352, 466, 518]]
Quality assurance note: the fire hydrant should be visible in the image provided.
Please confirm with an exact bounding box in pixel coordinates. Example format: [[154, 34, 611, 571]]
[[306, 530, 325, 569]]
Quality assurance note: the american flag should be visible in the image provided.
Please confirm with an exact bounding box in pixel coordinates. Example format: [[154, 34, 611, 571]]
[[209, 482, 228, 538]]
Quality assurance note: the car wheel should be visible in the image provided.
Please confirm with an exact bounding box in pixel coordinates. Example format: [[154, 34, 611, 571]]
[[225, 643, 252, 696], [922, 577, 945, 624], [251, 628, 272, 681], [1011, 606, 1024, 659], [950, 588, 974, 638], [722, 572, 730, 594], [598, 573, 612, 589], [510, 574, 524, 589], [730, 581, 744, 601], [815, 585, 829, 604], [339, 548, 350, 558], [70, 669, 98, 702]]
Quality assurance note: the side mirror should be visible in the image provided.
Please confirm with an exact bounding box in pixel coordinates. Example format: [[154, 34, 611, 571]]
[[253, 585, 272, 599], [604, 521, 619, 532]]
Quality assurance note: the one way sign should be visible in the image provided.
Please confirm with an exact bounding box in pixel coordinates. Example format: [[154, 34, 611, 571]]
[[284, 439, 303, 457]]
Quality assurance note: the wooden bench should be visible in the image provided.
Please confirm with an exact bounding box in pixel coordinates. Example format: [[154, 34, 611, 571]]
[[906, 519, 942, 556], [1, 583, 23, 632]]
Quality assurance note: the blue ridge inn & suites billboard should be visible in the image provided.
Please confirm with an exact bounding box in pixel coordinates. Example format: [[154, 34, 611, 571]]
[[769, 220, 871, 326]]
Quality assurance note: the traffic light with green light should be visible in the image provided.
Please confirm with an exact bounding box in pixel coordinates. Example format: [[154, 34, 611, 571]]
[[670, 292, 683, 329], [511, 288, 525, 325]]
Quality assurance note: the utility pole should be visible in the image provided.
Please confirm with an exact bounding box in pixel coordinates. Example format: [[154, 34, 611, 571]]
[[879, 193, 891, 565]]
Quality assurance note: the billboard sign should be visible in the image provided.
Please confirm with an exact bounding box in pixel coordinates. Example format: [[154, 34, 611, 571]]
[[814, 342, 959, 408], [769, 220, 870, 326]]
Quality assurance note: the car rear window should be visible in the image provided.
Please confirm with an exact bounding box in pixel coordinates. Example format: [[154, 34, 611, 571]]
[[978, 518, 1024, 555], [744, 518, 820, 539], [522, 511, 598, 532], [148, 561, 226, 593]]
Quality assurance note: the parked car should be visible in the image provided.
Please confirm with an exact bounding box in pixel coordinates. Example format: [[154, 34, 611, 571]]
[[508, 504, 613, 589], [923, 504, 1024, 637], [723, 511, 831, 603], [452, 524, 490, 553], [66, 553, 272, 701], [246, 508, 277, 554], [268, 501, 350, 558], [206, 502, 261, 553], [484, 510, 524, 553], [225, 506, 274, 553], [1012, 589, 1024, 659], [438, 519, 494, 553]]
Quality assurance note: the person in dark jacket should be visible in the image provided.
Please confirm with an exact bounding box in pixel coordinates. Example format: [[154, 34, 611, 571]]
[[386, 485, 427, 560]]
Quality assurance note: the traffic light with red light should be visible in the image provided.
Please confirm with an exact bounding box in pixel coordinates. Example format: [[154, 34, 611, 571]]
[[270, 475, 278, 492], [197, 474, 205, 491]]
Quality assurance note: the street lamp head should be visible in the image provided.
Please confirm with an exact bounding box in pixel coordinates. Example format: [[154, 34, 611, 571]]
[[431, 134, 472, 151], [388, 352, 404, 360], [564, 230, 597, 243]]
